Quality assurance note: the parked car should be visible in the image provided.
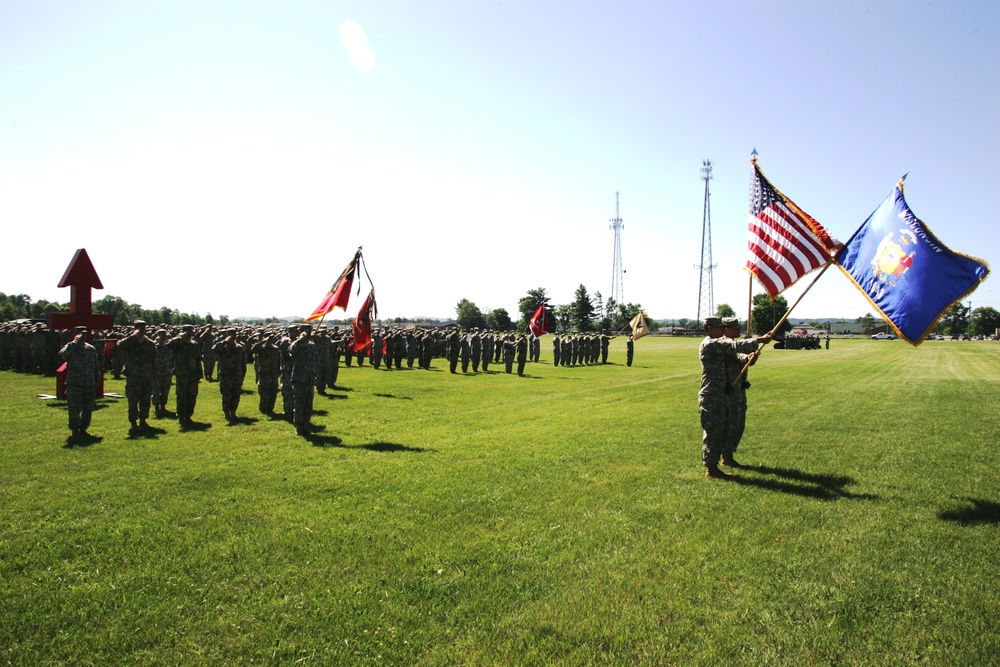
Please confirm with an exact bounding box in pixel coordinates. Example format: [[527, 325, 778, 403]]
[[871, 332, 897, 340]]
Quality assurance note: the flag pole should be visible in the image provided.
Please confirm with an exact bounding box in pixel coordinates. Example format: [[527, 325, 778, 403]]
[[731, 261, 833, 385], [746, 273, 754, 334]]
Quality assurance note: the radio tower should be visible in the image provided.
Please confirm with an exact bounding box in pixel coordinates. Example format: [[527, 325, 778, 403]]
[[695, 160, 716, 322], [609, 191, 625, 305]]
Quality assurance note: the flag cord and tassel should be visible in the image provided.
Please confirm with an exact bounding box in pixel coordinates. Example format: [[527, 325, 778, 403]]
[[732, 261, 832, 386]]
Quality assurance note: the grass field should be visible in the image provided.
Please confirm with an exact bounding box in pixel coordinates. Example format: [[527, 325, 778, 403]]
[[2, 336, 999, 666]]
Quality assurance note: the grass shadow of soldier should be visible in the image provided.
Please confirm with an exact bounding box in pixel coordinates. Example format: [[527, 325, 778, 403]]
[[373, 393, 413, 400], [179, 420, 212, 433], [126, 425, 169, 441], [729, 464, 879, 501], [226, 416, 260, 427], [319, 393, 348, 401], [937, 497, 1000, 525], [63, 433, 103, 449]]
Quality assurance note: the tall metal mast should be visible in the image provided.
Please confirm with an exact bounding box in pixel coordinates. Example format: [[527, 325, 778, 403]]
[[609, 191, 624, 305], [695, 160, 716, 322]]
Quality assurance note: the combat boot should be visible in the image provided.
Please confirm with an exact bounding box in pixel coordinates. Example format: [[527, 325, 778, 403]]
[[705, 466, 731, 479]]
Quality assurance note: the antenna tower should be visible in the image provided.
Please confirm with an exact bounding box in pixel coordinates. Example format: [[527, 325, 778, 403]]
[[695, 160, 716, 322], [609, 191, 624, 305]]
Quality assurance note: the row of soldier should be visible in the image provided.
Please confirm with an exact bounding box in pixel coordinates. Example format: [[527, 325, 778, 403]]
[[50, 321, 634, 440]]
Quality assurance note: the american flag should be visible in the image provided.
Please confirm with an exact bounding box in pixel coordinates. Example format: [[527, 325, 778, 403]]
[[747, 161, 841, 298]]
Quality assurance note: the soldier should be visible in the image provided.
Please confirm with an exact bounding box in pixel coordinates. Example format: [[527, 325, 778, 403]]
[[481, 330, 493, 372], [502, 334, 515, 374], [530, 334, 540, 363], [252, 332, 281, 414], [152, 329, 174, 418], [117, 320, 157, 432], [699, 317, 770, 479], [460, 330, 472, 373], [446, 327, 460, 374], [168, 324, 205, 427], [600, 332, 614, 364], [371, 328, 384, 369], [313, 327, 332, 393], [722, 317, 754, 468], [406, 330, 417, 368], [59, 326, 100, 437], [328, 328, 343, 389], [552, 335, 561, 367], [200, 326, 217, 382], [289, 324, 317, 436], [626, 334, 634, 367], [278, 324, 298, 420], [212, 328, 247, 422], [470, 329, 482, 372], [516, 334, 528, 376]]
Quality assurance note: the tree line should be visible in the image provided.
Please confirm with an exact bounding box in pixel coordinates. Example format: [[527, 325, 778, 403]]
[[454, 285, 654, 335]]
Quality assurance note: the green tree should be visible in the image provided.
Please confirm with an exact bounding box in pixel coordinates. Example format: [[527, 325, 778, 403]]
[[517, 288, 550, 332], [750, 293, 792, 336], [485, 307, 513, 331], [555, 304, 573, 332], [455, 298, 487, 330], [715, 303, 736, 319], [941, 303, 970, 335], [857, 313, 876, 334], [971, 306, 1000, 337], [571, 284, 596, 332]]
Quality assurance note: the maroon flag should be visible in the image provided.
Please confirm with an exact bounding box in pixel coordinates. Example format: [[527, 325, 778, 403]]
[[351, 289, 377, 352], [529, 303, 550, 337], [746, 161, 841, 298], [306, 249, 361, 322]]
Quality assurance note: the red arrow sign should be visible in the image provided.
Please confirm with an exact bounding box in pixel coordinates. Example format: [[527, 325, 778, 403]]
[[57, 248, 104, 315]]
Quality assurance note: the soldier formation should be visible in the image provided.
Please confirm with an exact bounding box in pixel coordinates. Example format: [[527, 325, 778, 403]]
[[7, 319, 636, 441]]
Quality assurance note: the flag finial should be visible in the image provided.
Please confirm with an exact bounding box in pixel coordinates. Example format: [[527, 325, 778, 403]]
[[897, 172, 909, 192], [750, 147, 758, 164]]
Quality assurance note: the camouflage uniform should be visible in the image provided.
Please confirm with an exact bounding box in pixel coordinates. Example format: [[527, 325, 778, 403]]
[[470, 330, 482, 372], [200, 328, 217, 381], [723, 318, 753, 463], [460, 333, 472, 373], [168, 327, 203, 426], [152, 332, 174, 417], [279, 328, 296, 418], [626, 336, 634, 367], [212, 332, 247, 420], [502, 335, 515, 374], [481, 332, 493, 372], [289, 326, 316, 436], [313, 329, 332, 392], [59, 330, 100, 435], [699, 318, 763, 473], [446, 329, 460, 374], [251, 336, 281, 414], [552, 336, 561, 367], [117, 325, 157, 428], [516, 335, 528, 376]]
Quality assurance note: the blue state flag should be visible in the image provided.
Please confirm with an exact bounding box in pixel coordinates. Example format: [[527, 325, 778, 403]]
[[835, 183, 989, 345]]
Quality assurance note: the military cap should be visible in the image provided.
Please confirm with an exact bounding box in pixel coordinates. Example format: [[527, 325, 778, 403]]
[[155, 329, 167, 337], [721, 317, 740, 329], [181, 324, 194, 332], [704, 316, 723, 328], [133, 320, 147, 328], [74, 325, 88, 333]]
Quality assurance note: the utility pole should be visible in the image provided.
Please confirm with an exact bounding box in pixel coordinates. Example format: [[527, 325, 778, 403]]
[[609, 191, 625, 305], [695, 160, 716, 322]]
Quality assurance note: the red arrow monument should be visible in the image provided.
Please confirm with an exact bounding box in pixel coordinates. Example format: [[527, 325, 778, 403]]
[[47, 249, 115, 398]]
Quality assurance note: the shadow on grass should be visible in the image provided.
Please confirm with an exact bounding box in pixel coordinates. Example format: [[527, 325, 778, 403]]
[[126, 425, 169, 440], [937, 498, 1000, 525], [373, 393, 413, 400], [226, 416, 260, 427], [319, 393, 348, 400], [307, 434, 431, 453], [63, 433, 103, 448], [730, 464, 878, 501], [179, 420, 212, 432]]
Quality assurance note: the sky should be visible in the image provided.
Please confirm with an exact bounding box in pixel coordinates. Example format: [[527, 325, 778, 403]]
[[2, 1, 998, 323]]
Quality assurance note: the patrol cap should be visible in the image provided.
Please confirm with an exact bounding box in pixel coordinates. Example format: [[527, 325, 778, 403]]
[[721, 317, 740, 329], [133, 320, 147, 328], [155, 329, 167, 337], [704, 316, 723, 328], [74, 326, 88, 333], [181, 324, 194, 333]]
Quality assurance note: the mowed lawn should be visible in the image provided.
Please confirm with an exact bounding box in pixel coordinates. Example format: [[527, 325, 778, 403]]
[[2, 336, 998, 666]]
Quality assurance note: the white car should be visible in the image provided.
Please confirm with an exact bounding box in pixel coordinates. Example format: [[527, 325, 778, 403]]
[[871, 332, 896, 340]]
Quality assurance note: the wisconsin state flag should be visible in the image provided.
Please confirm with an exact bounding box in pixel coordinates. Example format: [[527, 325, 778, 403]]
[[835, 182, 989, 345]]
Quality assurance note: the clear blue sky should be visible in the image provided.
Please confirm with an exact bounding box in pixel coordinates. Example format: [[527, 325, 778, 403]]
[[2, 1, 997, 323]]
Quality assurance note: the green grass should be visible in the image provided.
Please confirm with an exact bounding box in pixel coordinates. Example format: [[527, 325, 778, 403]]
[[2, 337, 999, 665]]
